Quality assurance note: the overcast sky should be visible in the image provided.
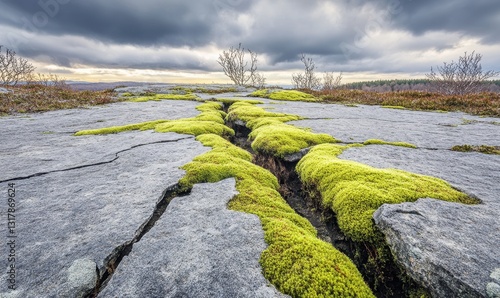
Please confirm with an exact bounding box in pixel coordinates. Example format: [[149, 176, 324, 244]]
[[1, 0, 499, 84]]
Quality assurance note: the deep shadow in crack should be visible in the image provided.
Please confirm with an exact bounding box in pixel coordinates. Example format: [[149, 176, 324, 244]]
[[226, 114, 428, 298], [88, 184, 192, 298]]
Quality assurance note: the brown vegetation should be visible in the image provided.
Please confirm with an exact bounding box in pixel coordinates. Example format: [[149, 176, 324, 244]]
[[307, 89, 500, 117], [0, 83, 117, 114]]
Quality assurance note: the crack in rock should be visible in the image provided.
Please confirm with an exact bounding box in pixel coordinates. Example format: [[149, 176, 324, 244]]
[[0, 137, 192, 183], [90, 183, 186, 297]]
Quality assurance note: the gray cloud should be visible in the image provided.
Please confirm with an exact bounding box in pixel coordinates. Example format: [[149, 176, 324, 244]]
[[0, 0, 499, 76]]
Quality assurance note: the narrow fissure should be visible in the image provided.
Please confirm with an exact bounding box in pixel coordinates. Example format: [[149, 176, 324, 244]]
[[222, 102, 426, 298], [88, 183, 192, 298], [0, 137, 193, 184]]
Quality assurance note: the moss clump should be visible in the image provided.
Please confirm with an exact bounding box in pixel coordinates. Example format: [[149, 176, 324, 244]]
[[216, 98, 264, 105], [250, 123, 338, 157], [227, 102, 337, 157], [363, 139, 417, 149], [248, 89, 270, 98], [249, 89, 318, 102], [128, 93, 201, 102], [75, 102, 232, 137], [180, 134, 374, 297], [451, 144, 500, 155], [381, 105, 406, 110], [296, 144, 478, 242], [74, 119, 169, 136], [120, 92, 134, 97]]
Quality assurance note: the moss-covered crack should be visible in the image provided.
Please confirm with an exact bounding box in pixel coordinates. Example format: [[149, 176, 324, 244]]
[[74, 98, 480, 297]]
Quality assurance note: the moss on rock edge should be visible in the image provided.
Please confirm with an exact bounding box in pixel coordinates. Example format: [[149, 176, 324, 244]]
[[249, 89, 318, 102], [227, 101, 337, 157], [296, 144, 479, 242], [75, 102, 233, 137], [179, 134, 375, 298]]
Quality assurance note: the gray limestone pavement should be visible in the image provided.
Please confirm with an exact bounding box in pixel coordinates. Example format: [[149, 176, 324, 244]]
[[99, 179, 287, 298], [264, 99, 500, 298], [0, 98, 282, 297]]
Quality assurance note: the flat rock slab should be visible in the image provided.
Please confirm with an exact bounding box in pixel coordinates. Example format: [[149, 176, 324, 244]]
[[100, 179, 286, 298], [0, 100, 210, 297], [0, 138, 208, 297], [266, 101, 499, 149], [0, 100, 200, 181]]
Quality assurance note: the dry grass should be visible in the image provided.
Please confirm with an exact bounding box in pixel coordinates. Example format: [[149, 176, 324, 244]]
[[0, 84, 118, 114], [308, 89, 500, 117]]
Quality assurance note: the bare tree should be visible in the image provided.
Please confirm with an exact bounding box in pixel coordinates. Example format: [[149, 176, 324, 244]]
[[217, 43, 265, 88], [426, 51, 499, 95], [292, 54, 321, 90], [322, 71, 343, 92], [0, 46, 36, 86]]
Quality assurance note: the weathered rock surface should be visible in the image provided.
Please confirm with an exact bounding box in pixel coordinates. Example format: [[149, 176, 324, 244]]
[[0, 99, 200, 181], [0, 100, 210, 297], [100, 179, 286, 297], [341, 145, 500, 298], [58, 259, 99, 298], [265, 100, 500, 149], [0, 138, 208, 297], [265, 99, 500, 297]]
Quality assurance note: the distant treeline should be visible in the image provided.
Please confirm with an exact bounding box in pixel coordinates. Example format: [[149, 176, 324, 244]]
[[342, 79, 500, 92]]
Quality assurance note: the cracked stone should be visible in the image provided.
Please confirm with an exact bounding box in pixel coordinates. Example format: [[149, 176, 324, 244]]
[[99, 179, 287, 298], [0, 99, 201, 181], [261, 99, 499, 297], [265, 100, 500, 149], [0, 140, 208, 297], [0, 100, 210, 297], [342, 145, 499, 298]]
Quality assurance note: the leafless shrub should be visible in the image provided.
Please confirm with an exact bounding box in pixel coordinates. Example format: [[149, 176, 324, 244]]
[[292, 54, 321, 90], [426, 51, 499, 95], [30, 73, 68, 88], [217, 43, 266, 88], [0, 46, 36, 86], [322, 71, 343, 93]]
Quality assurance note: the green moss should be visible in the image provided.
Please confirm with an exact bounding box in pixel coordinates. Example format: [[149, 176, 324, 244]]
[[363, 139, 417, 149], [296, 144, 478, 242], [74, 102, 231, 137], [250, 123, 338, 157], [269, 90, 317, 102], [74, 119, 169, 136], [128, 93, 201, 102], [381, 105, 406, 110], [216, 98, 264, 105], [249, 89, 318, 102], [120, 92, 134, 97], [180, 134, 374, 297], [154, 121, 234, 137], [248, 89, 271, 98], [451, 144, 500, 155], [227, 102, 337, 157]]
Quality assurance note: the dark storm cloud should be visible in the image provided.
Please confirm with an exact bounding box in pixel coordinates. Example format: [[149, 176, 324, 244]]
[[0, 0, 237, 46], [0, 0, 499, 73], [392, 0, 500, 43]]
